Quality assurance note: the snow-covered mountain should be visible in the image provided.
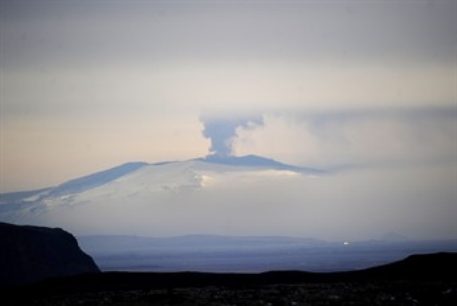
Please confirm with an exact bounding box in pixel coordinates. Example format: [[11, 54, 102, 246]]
[[0, 155, 320, 236]]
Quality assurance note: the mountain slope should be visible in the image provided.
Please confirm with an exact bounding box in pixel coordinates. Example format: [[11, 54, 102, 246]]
[[0, 155, 316, 235], [47, 162, 148, 196]]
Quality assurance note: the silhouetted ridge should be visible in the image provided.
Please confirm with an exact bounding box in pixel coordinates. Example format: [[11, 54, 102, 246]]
[[5, 252, 454, 290], [2, 252, 456, 305], [358, 252, 457, 280], [0, 222, 100, 285]]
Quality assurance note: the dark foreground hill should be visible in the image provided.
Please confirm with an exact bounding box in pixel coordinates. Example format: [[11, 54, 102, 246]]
[[2, 252, 456, 305], [0, 222, 100, 285]]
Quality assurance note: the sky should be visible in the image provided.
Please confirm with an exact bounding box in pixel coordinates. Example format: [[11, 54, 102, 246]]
[[0, 0, 456, 241], [1, 0, 456, 196]]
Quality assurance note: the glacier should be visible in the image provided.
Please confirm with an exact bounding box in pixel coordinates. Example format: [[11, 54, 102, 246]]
[[1, 155, 455, 242], [0, 155, 319, 236]]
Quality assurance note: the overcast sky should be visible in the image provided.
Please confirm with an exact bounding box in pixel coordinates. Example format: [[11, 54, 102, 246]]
[[1, 0, 456, 193]]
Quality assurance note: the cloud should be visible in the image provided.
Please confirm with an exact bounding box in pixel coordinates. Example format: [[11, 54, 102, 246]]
[[233, 107, 457, 168], [2, 0, 456, 68]]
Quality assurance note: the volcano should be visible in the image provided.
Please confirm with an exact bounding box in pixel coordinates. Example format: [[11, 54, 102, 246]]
[[0, 155, 320, 236]]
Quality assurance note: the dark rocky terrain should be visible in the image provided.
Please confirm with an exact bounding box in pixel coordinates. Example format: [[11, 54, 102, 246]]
[[0, 222, 100, 285], [1, 252, 456, 305], [1, 222, 455, 305]]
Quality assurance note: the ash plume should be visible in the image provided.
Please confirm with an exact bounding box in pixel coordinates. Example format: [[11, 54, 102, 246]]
[[200, 114, 263, 157]]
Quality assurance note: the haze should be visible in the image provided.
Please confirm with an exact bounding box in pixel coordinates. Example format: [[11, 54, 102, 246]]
[[0, 0, 456, 241]]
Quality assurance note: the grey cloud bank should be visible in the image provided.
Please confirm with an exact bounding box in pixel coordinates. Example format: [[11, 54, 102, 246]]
[[2, 0, 455, 122], [234, 107, 457, 168], [2, 0, 456, 68]]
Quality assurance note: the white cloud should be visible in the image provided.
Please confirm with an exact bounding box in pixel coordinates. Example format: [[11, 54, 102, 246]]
[[234, 110, 457, 168]]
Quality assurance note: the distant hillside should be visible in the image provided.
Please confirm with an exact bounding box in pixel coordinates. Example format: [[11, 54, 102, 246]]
[[77, 234, 457, 273]]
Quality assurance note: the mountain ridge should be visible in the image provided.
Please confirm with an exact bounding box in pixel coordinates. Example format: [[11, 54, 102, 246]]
[[0, 154, 318, 234], [195, 154, 321, 173], [0, 154, 314, 198]]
